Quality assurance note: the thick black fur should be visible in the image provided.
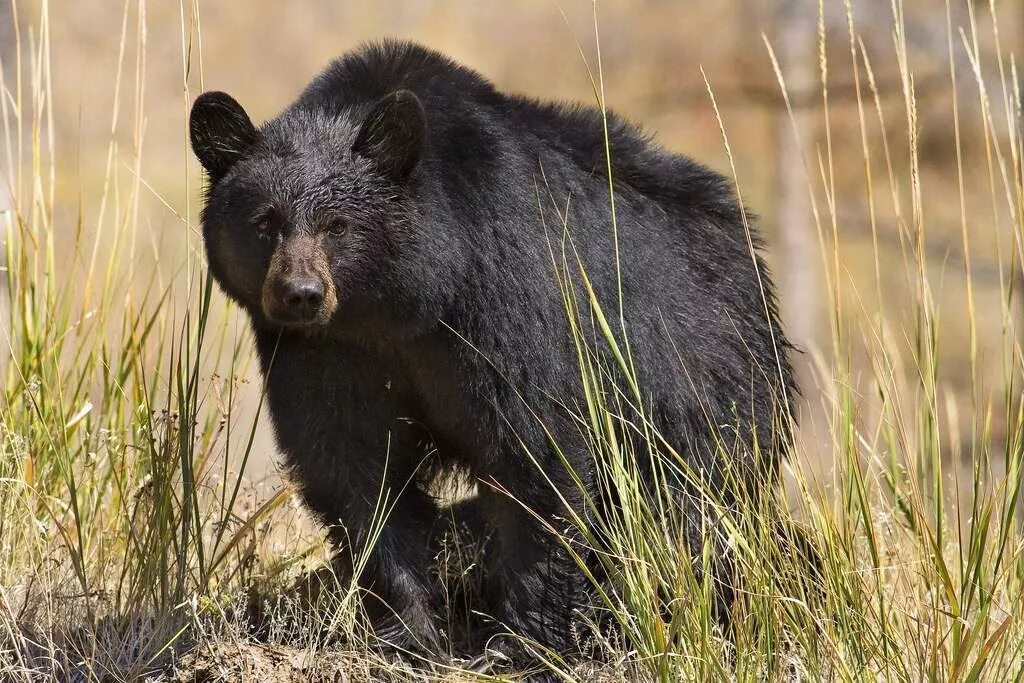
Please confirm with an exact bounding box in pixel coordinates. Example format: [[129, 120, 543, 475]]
[[190, 40, 795, 674]]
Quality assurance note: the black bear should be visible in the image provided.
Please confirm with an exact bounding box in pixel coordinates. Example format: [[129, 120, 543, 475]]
[[189, 40, 794, 674]]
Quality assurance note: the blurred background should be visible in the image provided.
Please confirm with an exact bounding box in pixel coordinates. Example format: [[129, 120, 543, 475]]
[[4, 0, 1022, 483]]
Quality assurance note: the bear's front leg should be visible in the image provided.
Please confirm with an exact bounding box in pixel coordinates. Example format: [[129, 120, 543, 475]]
[[325, 485, 444, 657], [257, 333, 443, 657], [477, 478, 589, 675]]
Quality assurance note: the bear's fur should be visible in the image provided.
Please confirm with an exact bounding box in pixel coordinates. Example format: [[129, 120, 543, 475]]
[[190, 40, 794, 671]]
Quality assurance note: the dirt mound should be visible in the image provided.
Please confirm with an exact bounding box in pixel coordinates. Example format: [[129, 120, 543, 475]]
[[161, 640, 361, 683]]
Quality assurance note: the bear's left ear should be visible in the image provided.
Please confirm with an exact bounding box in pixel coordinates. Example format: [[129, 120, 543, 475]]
[[352, 90, 425, 183], [190, 91, 259, 182]]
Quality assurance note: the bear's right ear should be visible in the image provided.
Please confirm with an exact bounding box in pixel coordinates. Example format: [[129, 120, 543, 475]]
[[352, 90, 426, 183], [190, 91, 259, 182]]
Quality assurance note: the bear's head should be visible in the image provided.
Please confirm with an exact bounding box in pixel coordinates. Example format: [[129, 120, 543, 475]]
[[189, 89, 426, 330]]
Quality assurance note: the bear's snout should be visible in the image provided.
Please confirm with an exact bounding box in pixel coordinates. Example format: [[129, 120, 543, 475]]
[[261, 237, 338, 327], [263, 273, 330, 325], [281, 277, 325, 320]]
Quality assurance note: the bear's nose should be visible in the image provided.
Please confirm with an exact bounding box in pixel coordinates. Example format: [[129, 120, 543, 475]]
[[282, 278, 324, 319]]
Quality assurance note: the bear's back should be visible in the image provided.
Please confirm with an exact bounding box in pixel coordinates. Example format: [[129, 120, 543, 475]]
[[295, 40, 503, 115], [293, 41, 741, 231]]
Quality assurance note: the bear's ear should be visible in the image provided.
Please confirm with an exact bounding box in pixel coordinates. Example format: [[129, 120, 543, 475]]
[[190, 91, 259, 182], [352, 90, 425, 182]]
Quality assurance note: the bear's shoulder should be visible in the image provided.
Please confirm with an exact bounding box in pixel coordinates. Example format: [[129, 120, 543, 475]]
[[296, 40, 502, 111]]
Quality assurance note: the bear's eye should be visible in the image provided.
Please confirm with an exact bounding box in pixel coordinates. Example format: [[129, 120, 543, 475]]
[[327, 220, 347, 236], [253, 208, 279, 239]]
